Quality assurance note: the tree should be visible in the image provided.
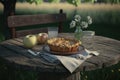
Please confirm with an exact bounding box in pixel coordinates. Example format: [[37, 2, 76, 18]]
[[0, 0, 17, 39], [0, 0, 80, 39]]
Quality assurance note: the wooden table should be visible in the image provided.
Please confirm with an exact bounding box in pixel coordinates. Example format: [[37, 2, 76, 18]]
[[0, 33, 120, 80]]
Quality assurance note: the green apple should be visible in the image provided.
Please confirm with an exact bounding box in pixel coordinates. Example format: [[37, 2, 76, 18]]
[[37, 33, 48, 44], [23, 35, 37, 48]]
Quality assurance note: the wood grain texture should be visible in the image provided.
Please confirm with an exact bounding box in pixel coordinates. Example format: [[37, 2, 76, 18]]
[[7, 9, 66, 38], [8, 13, 66, 27], [37, 72, 80, 80], [0, 33, 120, 80], [16, 28, 48, 37]]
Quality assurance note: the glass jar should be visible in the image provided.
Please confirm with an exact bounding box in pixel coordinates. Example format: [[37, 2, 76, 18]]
[[82, 31, 95, 50], [74, 26, 83, 40]]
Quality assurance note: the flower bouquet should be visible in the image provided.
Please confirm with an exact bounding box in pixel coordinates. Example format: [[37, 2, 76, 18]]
[[70, 15, 92, 40]]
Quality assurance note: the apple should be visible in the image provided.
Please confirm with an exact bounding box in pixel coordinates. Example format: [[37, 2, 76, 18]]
[[23, 35, 37, 48], [37, 33, 48, 44]]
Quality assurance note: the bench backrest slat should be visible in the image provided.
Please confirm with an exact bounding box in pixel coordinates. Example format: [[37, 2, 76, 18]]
[[8, 13, 66, 27], [16, 28, 48, 37], [7, 9, 66, 38]]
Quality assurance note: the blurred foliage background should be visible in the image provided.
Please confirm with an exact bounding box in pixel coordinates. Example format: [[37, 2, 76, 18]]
[[0, 2, 120, 40]]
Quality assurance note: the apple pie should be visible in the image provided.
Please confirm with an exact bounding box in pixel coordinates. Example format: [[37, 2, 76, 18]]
[[47, 37, 81, 53]]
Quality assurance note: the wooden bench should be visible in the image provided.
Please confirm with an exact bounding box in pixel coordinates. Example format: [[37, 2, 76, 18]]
[[7, 9, 66, 38]]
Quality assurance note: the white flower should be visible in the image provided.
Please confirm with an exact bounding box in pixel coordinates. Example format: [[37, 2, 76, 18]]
[[72, 0, 75, 3], [87, 16, 92, 20], [81, 21, 88, 28], [74, 15, 81, 22], [87, 16, 92, 24], [70, 20, 76, 28], [70, 14, 92, 29]]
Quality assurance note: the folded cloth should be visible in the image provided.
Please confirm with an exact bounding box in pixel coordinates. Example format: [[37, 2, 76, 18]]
[[28, 49, 99, 73], [58, 49, 100, 73]]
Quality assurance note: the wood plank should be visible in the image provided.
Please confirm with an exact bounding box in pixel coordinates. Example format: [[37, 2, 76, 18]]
[[5, 38, 101, 70], [7, 10, 66, 38], [85, 38, 120, 68], [2, 38, 23, 46], [16, 28, 48, 37], [37, 72, 81, 80], [94, 36, 120, 50], [0, 46, 34, 69], [86, 55, 113, 68], [10, 38, 44, 51], [1, 43, 33, 58], [75, 62, 98, 72], [0, 35, 120, 72], [0, 39, 69, 72], [3, 36, 118, 67], [74, 35, 120, 70], [0, 38, 98, 72], [0, 45, 67, 72], [8, 13, 66, 27], [13, 37, 24, 43]]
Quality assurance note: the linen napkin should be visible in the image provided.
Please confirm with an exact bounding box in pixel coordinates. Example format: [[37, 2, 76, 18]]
[[55, 50, 90, 73], [28, 48, 99, 73]]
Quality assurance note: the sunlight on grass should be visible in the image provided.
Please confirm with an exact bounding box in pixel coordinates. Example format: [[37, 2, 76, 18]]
[[16, 2, 76, 18], [16, 2, 120, 10], [15, 2, 120, 21], [0, 2, 120, 13], [16, 2, 75, 10], [0, 3, 3, 11], [16, 2, 120, 12]]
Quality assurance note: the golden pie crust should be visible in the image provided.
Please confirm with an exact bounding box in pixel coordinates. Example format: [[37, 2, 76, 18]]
[[47, 37, 81, 53]]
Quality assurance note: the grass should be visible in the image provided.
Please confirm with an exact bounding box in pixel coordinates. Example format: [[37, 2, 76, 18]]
[[0, 33, 4, 42], [81, 62, 120, 80], [0, 59, 38, 80], [0, 2, 120, 80], [15, 3, 120, 24]]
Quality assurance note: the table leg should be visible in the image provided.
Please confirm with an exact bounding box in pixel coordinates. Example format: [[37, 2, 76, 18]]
[[37, 72, 81, 80]]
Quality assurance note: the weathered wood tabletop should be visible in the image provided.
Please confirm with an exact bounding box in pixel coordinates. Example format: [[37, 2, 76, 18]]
[[0, 33, 120, 80]]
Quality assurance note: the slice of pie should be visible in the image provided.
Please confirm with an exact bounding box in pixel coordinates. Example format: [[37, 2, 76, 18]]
[[47, 37, 81, 54]]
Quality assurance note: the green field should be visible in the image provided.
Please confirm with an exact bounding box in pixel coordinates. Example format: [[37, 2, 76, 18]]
[[0, 2, 120, 80]]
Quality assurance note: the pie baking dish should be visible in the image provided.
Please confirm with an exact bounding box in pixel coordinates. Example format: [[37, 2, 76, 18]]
[[46, 37, 82, 54]]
